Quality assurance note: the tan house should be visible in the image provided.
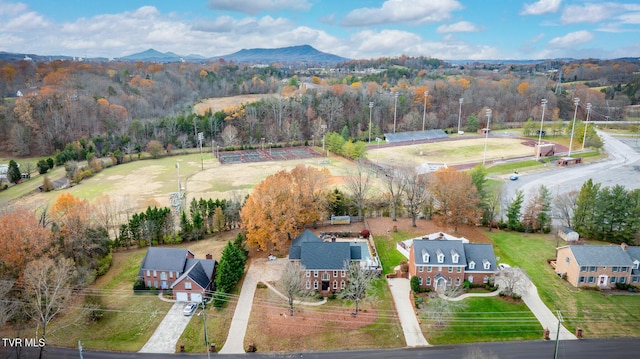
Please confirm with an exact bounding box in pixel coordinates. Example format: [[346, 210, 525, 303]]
[[408, 234, 497, 290], [555, 243, 640, 288]]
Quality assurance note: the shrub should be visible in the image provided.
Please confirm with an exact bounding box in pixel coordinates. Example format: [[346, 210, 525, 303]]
[[410, 276, 421, 293], [511, 294, 522, 300], [361, 229, 370, 238], [41, 176, 54, 192], [84, 295, 106, 322], [133, 278, 146, 291]]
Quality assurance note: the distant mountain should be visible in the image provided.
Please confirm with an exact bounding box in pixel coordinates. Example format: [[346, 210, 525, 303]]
[[211, 45, 349, 65], [118, 48, 183, 62]]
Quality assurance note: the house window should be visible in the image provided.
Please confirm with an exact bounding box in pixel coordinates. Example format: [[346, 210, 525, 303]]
[[579, 276, 585, 283], [426, 278, 431, 285], [438, 266, 442, 272], [468, 275, 474, 283], [146, 280, 151, 287], [418, 277, 423, 285], [483, 262, 491, 270], [619, 277, 626, 284], [333, 270, 338, 277], [632, 276, 639, 283], [313, 281, 318, 289], [185, 282, 192, 290], [469, 261, 476, 270], [580, 266, 587, 272], [634, 261, 640, 270], [448, 266, 453, 273], [456, 267, 461, 273], [612, 266, 619, 272], [333, 281, 338, 289], [589, 266, 597, 272], [170, 271, 173, 278], [160, 272, 167, 280], [483, 276, 489, 283], [314, 270, 318, 277], [146, 270, 150, 277], [610, 276, 617, 284], [418, 266, 423, 272], [621, 267, 628, 272], [447, 277, 452, 285], [153, 270, 157, 277], [427, 266, 432, 272], [322, 272, 329, 280], [437, 254, 444, 263], [565, 257, 570, 264], [455, 278, 460, 286], [340, 280, 345, 289], [588, 276, 595, 283], [341, 270, 346, 277], [306, 270, 310, 277], [306, 280, 310, 289]]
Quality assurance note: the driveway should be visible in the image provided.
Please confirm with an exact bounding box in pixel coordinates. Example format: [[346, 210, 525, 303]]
[[218, 257, 286, 354], [139, 301, 194, 353], [387, 277, 430, 347]]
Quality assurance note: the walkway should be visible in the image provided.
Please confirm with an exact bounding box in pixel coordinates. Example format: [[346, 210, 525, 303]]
[[263, 282, 327, 306], [387, 277, 430, 347], [218, 257, 285, 354], [139, 301, 193, 353]]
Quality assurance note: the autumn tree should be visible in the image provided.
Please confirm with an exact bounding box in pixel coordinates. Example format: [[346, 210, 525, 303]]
[[429, 167, 480, 232], [145, 140, 164, 159], [0, 209, 52, 278], [23, 257, 76, 358], [344, 160, 372, 217], [241, 165, 329, 251]]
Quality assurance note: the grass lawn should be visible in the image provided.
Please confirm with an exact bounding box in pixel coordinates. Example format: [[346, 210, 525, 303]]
[[486, 230, 640, 338], [374, 232, 409, 275], [423, 297, 540, 344]]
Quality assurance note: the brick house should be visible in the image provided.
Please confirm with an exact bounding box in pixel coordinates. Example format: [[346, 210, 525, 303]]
[[288, 229, 375, 295], [555, 243, 640, 288], [408, 235, 497, 290], [138, 247, 217, 302]]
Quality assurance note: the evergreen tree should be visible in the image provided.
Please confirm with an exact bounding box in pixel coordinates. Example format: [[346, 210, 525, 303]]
[[214, 240, 247, 307], [573, 179, 600, 238], [7, 160, 20, 184], [506, 190, 524, 231]]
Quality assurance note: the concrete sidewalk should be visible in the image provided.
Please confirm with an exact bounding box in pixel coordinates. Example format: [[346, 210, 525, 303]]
[[387, 277, 430, 347], [139, 302, 193, 353], [518, 278, 577, 340]]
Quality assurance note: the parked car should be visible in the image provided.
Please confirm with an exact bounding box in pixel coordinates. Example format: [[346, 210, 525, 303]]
[[498, 263, 511, 270], [509, 174, 518, 181], [183, 302, 197, 316]]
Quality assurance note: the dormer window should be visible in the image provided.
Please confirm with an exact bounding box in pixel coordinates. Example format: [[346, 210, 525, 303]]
[[469, 261, 476, 270], [436, 249, 444, 263], [634, 260, 639, 270], [421, 248, 430, 263], [451, 249, 459, 264], [483, 259, 491, 270]]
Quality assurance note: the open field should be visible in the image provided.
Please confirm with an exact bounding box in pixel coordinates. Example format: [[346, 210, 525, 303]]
[[193, 94, 275, 115]]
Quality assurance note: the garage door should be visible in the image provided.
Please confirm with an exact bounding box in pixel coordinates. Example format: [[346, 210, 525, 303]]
[[190, 293, 202, 303], [175, 292, 188, 302]]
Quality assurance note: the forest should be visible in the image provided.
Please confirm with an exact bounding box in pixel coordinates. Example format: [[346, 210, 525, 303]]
[[1, 56, 639, 160]]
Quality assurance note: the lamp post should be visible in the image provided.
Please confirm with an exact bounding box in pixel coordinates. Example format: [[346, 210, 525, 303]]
[[536, 98, 548, 161], [393, 92, 399, 134], [582, 103, 592, 151], [368, 101, 374, 143], [483, 109, 492, 165], [422, 91, 428, 131], [457, 98, 464, 135], [568, 97, 580, 157]]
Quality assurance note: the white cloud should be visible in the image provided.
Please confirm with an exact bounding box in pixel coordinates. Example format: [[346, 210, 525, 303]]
[[0, 0, 27, 16], [341, 0, 463, 27], [520, 0, 562, 15], [207, 0, 311, 15], [561, 2, 623, 24], [437, 21, 481, 33], [548, 30, 593, 48]]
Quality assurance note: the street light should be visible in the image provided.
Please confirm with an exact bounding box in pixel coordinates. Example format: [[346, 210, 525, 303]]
[[457, 98, 464, 135], [393, 92, 399, 134], [368, 101, 374, 143], [422, 91, 428, 131], [536, 98, 548, 161], [568, 97, 580, 157], [582, 103, 592, 151], [483, 109, 492, 165]]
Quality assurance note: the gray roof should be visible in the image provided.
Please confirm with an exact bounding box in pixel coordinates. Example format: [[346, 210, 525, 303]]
[[139, 247, 191, 274], [463, 243, 497, 272], [172, 261, 214, 290], [291, 229, 322, 247], [300, 242, 351, 270], [186, 258, 217, 282], [569, 245, 635, 266], [412, 239, 466, 266]]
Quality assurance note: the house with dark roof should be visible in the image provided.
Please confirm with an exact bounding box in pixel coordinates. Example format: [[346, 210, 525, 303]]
[[138, 247, 217, 302], [555, 243, 640, 288], [289, 229, 378, 295], [408, 235, 497, 290]]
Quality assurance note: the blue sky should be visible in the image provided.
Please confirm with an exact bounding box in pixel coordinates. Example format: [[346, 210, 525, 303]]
[[1, 0, 639, 60]]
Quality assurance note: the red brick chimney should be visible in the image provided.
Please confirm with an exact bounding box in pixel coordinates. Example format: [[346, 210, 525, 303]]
[[621, 243, 629, 251], [206, 253, 213, 259]]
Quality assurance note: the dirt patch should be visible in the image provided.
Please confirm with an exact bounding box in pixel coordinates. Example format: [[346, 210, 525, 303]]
[[364, 217, 492, 244], [193, 94, 275, 115]]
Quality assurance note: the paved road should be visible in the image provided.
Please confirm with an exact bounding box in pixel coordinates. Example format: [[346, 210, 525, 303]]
[[218, 257, 285, 354], [386, 278, 430, 347], [138, 302, 193, 353]]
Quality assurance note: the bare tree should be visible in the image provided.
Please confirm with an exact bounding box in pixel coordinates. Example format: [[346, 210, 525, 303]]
[[400, 167, 430, 227], [221, 124, 239, 147], [422, 286, 467, 327], [23, 257, 76, 358], [485, 189, 501, 232], [94, 194, 118, 238], [344, 160, 372, 217], [280, 262, 305, 316], [554, 190, 578, 228], [497, 267, 529, 297], [0, 279, 18, 327], [382, 166, 407, 221], [339, 261, 376, 316]]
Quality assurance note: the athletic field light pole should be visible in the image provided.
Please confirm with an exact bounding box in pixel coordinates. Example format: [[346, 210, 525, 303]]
[[393, 92, 399, 133], [483, 108, 492, 165], [536, 98, 548, 161], [581, 102, 592, 151], [457, 98, 464, 134], [368, 101, 374, 144], [568, 97, 580, 157], [422, 91, 428, 131]]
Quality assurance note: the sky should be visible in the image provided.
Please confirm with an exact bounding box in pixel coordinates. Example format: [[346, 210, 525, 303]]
[[1, 0, 639, 61]]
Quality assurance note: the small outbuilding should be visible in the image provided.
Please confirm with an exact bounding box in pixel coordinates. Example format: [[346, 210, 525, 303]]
[[558, 227, 579, 242]]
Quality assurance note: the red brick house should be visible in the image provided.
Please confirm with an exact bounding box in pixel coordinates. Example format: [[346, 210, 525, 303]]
[[408, 235, 497, 290], [138, 247, 217, 302]]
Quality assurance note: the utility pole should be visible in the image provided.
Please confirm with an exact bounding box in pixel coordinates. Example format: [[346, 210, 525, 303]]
[[553, 310, 563, 359], [568, 98, 580, 157], [581, 103, 591, 151], [483, 109, 492, 165], [457, 98, 463, 135], [393, 92, 399, 134], [422, 91, 428, 131], [536, 99, 547, 161]]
